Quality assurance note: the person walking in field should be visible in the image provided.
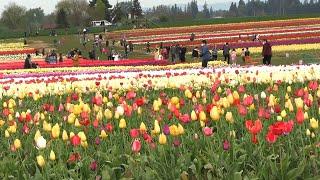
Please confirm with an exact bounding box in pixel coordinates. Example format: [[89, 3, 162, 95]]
[[262, 40, 272, 65], [212, 44, 218, 61], [223, 43, 231, 64], [231, 49, 237, 66], [200, 40, 211, 68]]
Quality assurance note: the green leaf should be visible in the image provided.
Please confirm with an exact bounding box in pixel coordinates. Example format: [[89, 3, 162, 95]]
[[286, 159, 306, 180]]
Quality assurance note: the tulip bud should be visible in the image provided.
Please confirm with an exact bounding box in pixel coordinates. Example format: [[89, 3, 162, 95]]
[[49, 150, 56, 161], [36, 155, 45, 167], [139, 122, 147, 132], [260, 91, 266, 99], [225, 112, 234, 123], [210, 106, 220, 121], [119, 118, 126, 129], [306, 129, 311, 136], [287, 86, 292, 93], [51, 123, 60, 139], [310, 118, 319, 129], [311, 132, 316, 138], [14, 139, 21, 150], [62, 130, 69, 141], [191, 110, 197, 121], [199, 111, 206, 121], [158, 133, 167, 145], [5, 130, 10, 138]]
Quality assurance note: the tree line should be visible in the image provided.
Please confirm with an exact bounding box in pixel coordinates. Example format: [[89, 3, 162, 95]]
[[227, 0, 320, 17]]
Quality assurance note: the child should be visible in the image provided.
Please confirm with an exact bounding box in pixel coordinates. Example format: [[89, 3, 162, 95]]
[[231, 49, 237, 65]]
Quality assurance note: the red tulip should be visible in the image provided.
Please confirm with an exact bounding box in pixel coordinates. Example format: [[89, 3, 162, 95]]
[[68, 153, 81, 163], [132, 139, 141, 153], [90, 161, 98, 171], [130, 129, 140, 138], [266, 131, 278, 143], [274, 104, 281, 114], [70, 135, 81, 146], [105, 123, 113, 132], [258, 107, 265, 118], [173, 138, 181, 147], [245, 119, 262, 135], [213, 94, 220, 102], [243, 96, 254, 106], [308, 81, 318, 91], [251, 134, 258, 144], [143, 133, 152, 143], [135, 98, 144, 106], [296, 108, 304, 124]]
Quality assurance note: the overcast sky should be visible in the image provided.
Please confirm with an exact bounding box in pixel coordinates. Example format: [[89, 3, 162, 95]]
[[0, 0, 229, 15]]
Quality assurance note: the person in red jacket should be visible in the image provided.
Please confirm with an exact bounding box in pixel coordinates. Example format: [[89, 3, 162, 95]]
[[262, 39, 272, 65]]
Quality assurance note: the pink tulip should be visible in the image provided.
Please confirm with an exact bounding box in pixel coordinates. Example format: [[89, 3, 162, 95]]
[[203, 127, 213, 136], [90, 161, 98, 171], [223, 140, 230, 151], [132, 139, 141, 153], [163, 124, 170, 135]]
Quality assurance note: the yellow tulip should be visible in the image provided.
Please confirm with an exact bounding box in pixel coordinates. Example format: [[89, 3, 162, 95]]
[[227, 94, 234, 105], [170, 97, 180, 105], [49, 150, 56, 161], [281, 110, 287, 118], [34, 130, 42, 142], [158, 133, 167, 145], [229, 130, 236, 138], [191, 110, 197, 121], [36, 155, 45, 167], [5, 130, 10, 138], [62, 130, 69, 141], [310, 118, 319, 129], [51, 123, 60, 139], [67, 113, 75, 124], [311, 132, 316, 138], [210, 106, 220, 121], [81, 141, 88, 148], [78, 131, 87, 141], [184, 89, 193, 99], [114, 111, 120, 119], [43, 121, 52, 132], [137, 107, 142, 115], [104, 109, 113, 120], [14, 139, 21, 149], [195, 91, 200, 98], [168, 125, 178, 136], [74, 118, 81, 127], [119, 118, 126, 129], [225, 112, 234, 123], [304, 112, 309, 120], [152, 120, 161, 134], [100, 130, 108, 139], [287, 86, 292, 93], [69, 132, 75, 138], [140, 122, 147, 132], [306, 129, 311, 136], [199, 111, 206, 121], [177, 124, 184, 135]]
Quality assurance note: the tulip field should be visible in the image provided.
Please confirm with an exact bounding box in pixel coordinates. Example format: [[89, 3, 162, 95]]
[[1, 17, 320, 179], [0, 61, 320, 179]]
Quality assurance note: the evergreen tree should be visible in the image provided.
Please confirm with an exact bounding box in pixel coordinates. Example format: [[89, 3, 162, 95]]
[[203, 1, 210, 18], [56, 8, 69, 28], [190, 0, 199, 18], [132, 0, 143, 18], [238, 0, 246, 16]]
